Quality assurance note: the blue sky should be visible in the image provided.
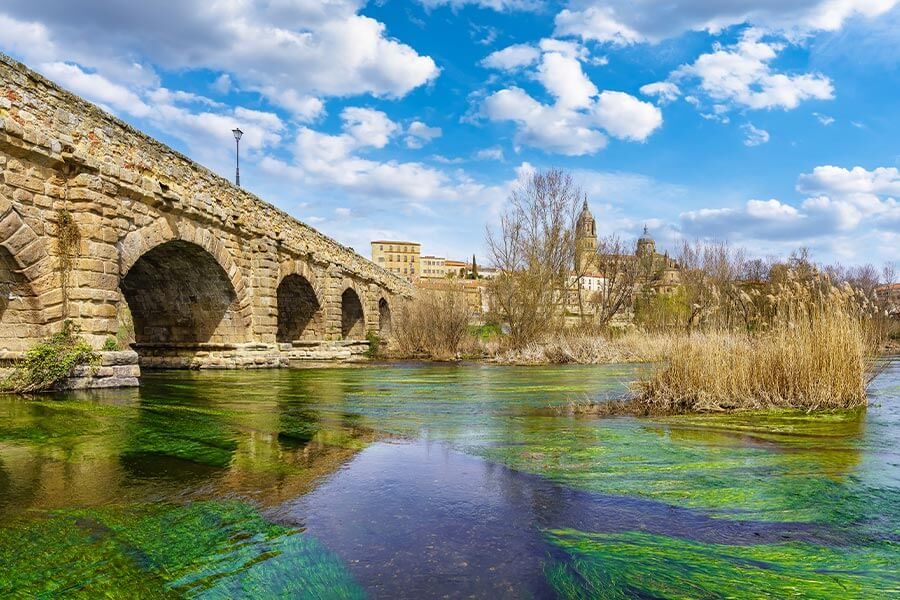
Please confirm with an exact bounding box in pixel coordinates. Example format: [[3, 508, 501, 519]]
[[1, 1, 898, 266]]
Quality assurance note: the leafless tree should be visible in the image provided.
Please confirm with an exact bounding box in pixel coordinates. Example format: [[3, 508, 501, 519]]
[[678, 240, 753, 331], [883, 261, 897, 286], [485, 168, 584, 347], [588, 235, 639, 326]]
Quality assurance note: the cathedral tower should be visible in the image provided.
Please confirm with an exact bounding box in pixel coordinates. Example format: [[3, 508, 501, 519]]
[[575, 199, 597, 271]]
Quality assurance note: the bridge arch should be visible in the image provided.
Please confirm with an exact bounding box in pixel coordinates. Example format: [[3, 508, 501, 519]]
[[119, 220, 252, 333], [341, 287, 365, 339], [0, 204, 50, 350], [119, 222, 251, 345], [378, 297, 392, 336], [276, 273, 323, 343]]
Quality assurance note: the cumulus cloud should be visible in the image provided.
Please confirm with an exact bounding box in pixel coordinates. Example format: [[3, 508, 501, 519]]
[[671, 29, 834, 112], [680, 164, 900, 255], [481, 42, 662, 155], [481, 43, 541, 70], [260, 107, 494, 202], [797, 165, 900, 197], [0, 1, 439, 118], [552, 1, 899, 44]]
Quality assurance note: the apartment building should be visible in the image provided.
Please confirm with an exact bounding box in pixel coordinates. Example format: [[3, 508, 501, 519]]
[[371, 240, 421, 282]]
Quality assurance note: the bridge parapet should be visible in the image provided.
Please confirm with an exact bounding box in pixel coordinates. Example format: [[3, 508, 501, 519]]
[[0, 53, 410, 375]]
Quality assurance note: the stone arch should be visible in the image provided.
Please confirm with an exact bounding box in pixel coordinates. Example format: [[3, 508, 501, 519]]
[[276, 274, 324, 342], [341, 287, 365, 339], [120, 239, 250, 345], [0, 204, 50, 350], [120, 219, 252, 330], [378, 297, 392, 336]]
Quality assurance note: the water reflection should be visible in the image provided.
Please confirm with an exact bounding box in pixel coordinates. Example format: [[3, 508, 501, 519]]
[[0, 361, 897, 598]]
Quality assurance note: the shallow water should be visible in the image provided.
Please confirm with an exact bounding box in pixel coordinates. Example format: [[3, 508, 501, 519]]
[[0, 361, 897, 598]]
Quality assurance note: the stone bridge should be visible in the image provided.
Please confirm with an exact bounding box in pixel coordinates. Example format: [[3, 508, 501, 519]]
[[0, 53, 410, 382]]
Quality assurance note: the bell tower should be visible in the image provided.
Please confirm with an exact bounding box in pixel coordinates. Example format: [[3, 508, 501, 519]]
[[575, 199, 597, 271]]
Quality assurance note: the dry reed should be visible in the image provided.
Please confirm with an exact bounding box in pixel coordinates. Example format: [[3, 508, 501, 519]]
[[635, 282, 877, 412]]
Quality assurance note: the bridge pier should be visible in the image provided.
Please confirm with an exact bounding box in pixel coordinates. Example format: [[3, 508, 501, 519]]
[[0, 52, 410, 387]]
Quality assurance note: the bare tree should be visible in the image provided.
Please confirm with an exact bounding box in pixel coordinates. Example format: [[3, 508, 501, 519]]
[[882, 261, 897, 286], [485, 168, 583, 347], [678, 240, 751, 331], [588, 235, 639, 326]]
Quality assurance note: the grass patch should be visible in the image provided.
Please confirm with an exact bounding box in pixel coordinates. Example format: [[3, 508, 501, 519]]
[[1, 320, 97, 393]]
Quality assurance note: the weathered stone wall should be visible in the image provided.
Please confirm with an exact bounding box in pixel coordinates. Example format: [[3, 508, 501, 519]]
[[0, 53, 410, 374]]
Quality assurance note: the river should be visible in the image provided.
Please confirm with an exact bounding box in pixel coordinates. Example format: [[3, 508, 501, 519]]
[[0, 362, 898, 598]]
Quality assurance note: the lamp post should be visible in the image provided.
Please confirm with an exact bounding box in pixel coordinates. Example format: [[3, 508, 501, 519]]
[[232, 127, 243, 187]]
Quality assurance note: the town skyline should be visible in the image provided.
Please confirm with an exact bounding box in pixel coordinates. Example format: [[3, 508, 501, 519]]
[[1, 1, 896, 266]]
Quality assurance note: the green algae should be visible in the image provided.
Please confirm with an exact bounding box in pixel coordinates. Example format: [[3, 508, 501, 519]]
[[0, 500, 364, 599], [544, 529, 900, 599], [0, 362, 898, 597]]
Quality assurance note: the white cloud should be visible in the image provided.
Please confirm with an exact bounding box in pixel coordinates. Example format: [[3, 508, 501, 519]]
[[260, 107, 498, 203], [481, 43, 662, 155], [483, 87, 609, 155], [552, 1, 899, 44], [481, 43, 541, 70], [342, 107, 399, 148], [680, 164, 900, 261], [593, 91, 663, 141], [798, 165, 900, 196], [673, 30, 834, 112], [405, 121, 443, 149], [813, 112, 835, 125], [0, 2, 439, 109], [418, 0, 542, 11], [640, 81, 681, 103], [555, 7, 645, 45], [211, 73, 232, 95], [258, 88, 325, 122], [39, 62, 152, 118], [742, 123, 770, 146]]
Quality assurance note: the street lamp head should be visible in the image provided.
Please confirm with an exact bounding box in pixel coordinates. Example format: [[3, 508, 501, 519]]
[[232, 127, 243, 142]]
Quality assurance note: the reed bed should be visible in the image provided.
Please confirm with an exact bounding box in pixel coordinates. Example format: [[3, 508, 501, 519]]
[[635, 283, 877, 412]]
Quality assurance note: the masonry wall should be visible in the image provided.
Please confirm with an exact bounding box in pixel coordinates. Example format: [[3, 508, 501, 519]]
[[0, 53, 409, 371]]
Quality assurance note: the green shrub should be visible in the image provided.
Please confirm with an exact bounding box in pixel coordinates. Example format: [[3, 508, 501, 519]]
[[1, 321, 98, 394], [102, 337, 120, 351], [364, 332, 381, 358]]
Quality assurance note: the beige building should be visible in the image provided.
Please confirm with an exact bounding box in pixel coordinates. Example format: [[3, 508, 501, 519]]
[[420, 255, 447, 279], [371, 241, 422, 282], [444, 260, 468, 278]]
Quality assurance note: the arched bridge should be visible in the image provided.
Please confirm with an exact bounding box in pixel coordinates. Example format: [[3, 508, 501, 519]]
[[0, 54, 410, 374]]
